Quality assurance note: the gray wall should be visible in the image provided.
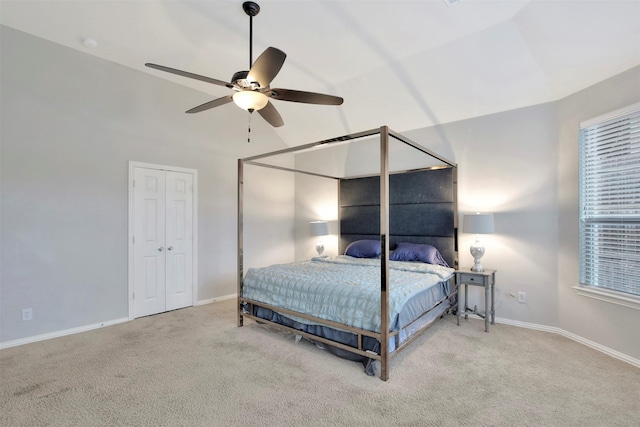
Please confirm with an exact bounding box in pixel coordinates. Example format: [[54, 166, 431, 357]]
[[556, 66, 640, 358], [0, 27, 292, 344], [407, 103, 560, 326]]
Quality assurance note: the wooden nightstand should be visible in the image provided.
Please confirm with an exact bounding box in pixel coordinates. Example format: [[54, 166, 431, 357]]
[[456, 268, 497, 332]]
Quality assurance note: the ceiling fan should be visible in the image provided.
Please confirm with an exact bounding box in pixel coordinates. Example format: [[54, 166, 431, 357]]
[[145, 1, 343, 128]]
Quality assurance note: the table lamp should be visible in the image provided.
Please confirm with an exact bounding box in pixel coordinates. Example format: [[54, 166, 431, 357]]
[[310, 221, 329, 256], [463, 213, 494, 272]]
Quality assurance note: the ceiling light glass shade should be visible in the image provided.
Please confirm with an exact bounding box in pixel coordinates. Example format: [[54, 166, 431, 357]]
[[232, 90, 268, 111]]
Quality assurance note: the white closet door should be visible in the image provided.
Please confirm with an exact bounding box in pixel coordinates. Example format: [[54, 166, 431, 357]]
[[165, 171, 193, 311], [133, 167, 167, 317]]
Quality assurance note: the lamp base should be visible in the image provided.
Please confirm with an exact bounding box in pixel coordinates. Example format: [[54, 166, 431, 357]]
[[315, 240, 325, 256], [471, 263, 485, 272], [470, 238, 485, 272]]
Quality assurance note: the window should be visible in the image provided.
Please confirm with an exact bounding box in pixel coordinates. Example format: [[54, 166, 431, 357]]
[[579, 102, 640, 301]]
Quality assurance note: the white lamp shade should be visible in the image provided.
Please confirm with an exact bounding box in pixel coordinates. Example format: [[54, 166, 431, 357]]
[[463, 213, 494, 234], [232, 90, 269, 111], [310, 221, 329, 236]]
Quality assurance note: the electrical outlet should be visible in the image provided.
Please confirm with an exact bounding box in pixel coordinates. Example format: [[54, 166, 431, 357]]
[[517, 292, 527, 304], [22, 308, 33, 321]]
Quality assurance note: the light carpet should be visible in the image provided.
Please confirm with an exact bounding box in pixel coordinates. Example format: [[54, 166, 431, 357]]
[[1, 299, 638, 426]]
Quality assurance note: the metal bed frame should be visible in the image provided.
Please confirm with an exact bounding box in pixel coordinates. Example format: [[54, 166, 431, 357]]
[[237, 126, 458, 381]]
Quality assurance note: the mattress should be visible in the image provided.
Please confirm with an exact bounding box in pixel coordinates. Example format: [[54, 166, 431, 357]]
[[242, 255, 454, 333]]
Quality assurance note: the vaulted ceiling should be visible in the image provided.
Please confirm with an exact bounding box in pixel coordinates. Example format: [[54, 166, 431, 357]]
[[1, 0, 639, 147]]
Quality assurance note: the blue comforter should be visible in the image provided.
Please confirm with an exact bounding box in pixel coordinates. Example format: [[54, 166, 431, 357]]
[[242, 255, 454, 333]]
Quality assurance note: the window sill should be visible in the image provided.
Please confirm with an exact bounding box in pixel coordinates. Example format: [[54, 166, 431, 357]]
[[572, 286, 640, 311]]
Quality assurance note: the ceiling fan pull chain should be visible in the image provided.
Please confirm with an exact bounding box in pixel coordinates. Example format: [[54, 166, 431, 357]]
[[247, 110, 252, 143]]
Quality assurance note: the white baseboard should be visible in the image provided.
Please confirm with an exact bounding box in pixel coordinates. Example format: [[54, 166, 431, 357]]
[[0, 317, 129, 350], [494, 316, 640, 369], [196, 293, 237, 306]]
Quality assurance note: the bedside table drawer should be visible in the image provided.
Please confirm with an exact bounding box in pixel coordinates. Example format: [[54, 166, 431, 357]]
[[459, 273, 483, 284]]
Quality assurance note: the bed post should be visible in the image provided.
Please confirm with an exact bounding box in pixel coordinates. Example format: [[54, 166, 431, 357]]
[[380, 126, 390, 381], [452, 165, 459, 269], [237, 158, 244, 327]]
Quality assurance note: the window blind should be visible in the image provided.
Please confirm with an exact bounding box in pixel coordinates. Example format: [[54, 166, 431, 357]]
[[579, 103, 640, 296]]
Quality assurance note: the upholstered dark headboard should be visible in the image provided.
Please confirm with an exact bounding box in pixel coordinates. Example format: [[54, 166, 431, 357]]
[[339, 167, 457, 268]]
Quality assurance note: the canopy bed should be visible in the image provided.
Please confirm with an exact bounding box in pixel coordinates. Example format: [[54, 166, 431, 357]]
[[237, 126, 458, 381]]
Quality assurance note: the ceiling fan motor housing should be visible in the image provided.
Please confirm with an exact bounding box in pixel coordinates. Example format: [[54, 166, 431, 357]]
[[231, 70, 260, 90]]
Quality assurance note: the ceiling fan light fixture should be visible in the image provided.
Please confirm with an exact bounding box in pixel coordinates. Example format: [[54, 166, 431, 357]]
[[233, 90, 268, 111]]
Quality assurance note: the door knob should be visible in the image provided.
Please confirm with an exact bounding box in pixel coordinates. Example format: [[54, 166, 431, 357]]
[[168, 246, 174, 251], [158, 247, 164, 251]]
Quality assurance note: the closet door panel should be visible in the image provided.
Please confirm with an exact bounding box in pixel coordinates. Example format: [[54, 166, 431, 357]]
[[133, 168, 167, 317], [165, 171, 194, 311]]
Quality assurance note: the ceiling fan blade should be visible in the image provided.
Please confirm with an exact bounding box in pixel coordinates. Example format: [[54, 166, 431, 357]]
[[186, 95, 233, 114], [145, 63, 229, 87], [257, 101, 284, 127], [247, 47, 286, 88], [270, 88, 343, 105]]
